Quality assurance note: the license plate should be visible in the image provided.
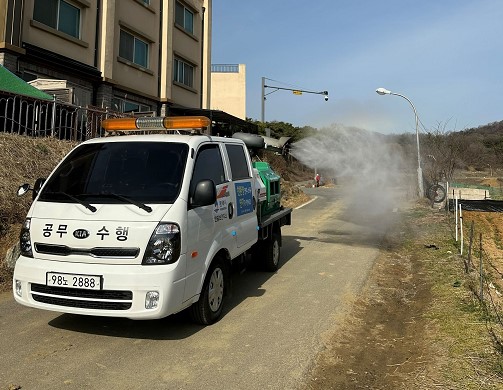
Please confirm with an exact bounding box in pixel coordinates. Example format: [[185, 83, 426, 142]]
[[47, 272, 102, 290]]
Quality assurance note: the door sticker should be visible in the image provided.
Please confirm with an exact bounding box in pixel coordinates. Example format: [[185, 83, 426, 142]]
[[235, 182, 253, 216], [214, 185, 230, 222]]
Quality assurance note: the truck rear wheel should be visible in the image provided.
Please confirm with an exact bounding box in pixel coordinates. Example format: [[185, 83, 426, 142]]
[[190, 257, 226, 325], [263, 233, 281, 272]]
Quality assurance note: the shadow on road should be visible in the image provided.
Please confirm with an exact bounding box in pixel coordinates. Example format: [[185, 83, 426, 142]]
[[48, 236, 303, 340]]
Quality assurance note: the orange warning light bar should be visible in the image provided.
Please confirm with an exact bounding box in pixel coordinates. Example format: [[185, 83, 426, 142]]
[[101, 116, 211, 132], [101, 118, 139, 131]]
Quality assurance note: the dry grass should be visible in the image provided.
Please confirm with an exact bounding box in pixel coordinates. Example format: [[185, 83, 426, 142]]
[[304, 203, 503, 389], [0, 133, 77, 234], [280, 180, 311, 208], [256, 150, 313, 209], [0, 133, 77, 291], [417, 209, 503, 388], [257, 150, 313, 183], [0, 226, 20, 292]]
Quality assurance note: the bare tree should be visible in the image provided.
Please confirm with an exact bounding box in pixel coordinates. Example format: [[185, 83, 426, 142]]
[[421, 121, 467, 185]]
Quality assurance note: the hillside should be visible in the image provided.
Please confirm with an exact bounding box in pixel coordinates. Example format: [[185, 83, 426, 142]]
[[0, 134, 77, 290], [424, 120, 503, 170]]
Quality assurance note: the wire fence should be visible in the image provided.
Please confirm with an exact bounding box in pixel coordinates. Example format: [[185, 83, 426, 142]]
[[449, 202, 503, 349], [0, 94, 133, 142]]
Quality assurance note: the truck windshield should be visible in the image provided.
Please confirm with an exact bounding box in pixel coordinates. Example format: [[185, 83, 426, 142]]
[[39, 141, 188, 204]]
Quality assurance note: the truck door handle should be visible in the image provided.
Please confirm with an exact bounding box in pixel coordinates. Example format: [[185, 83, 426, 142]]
[[228, 202, 234, 219]]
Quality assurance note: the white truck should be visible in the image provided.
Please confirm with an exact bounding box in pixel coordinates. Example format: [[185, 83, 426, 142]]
[[13, 116, 292, 325]]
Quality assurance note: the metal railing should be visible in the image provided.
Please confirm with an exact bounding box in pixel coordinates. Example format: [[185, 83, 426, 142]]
[[211, 64, 239, 73], [0, 94, 133, 142]]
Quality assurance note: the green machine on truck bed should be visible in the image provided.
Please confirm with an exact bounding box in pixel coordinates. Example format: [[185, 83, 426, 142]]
[[253, 161, 280, 216]]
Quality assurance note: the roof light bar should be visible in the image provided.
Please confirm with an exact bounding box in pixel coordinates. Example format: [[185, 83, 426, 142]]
[[101, 116, 211, 132]]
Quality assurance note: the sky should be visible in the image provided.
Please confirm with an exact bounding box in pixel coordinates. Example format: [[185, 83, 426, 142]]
[[211, 0, 503, 135]]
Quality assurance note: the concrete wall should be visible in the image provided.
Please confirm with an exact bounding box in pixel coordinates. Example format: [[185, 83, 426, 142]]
[[211, 64, 246, 120], [22, 0, 98, 67]]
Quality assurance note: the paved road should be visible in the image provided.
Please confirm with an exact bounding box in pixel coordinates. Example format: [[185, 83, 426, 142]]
[[0, 187, 386, 390]]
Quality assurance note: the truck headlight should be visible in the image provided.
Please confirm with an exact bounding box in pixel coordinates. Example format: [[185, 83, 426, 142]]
[[145, 291, 160, 309], [142, 223, 181, 265], [20, 218, 33, 258], [15, 280, 22, 297]]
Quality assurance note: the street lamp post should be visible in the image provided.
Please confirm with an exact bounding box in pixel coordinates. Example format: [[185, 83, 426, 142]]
[[376, 87, 424, 198], [262, 77, 328, 135]]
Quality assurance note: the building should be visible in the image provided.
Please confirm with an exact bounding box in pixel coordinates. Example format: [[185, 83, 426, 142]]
[[0, 0, 212, 115], [210, 63, 246, 120]]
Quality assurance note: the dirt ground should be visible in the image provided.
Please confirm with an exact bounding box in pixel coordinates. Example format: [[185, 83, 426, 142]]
[[302, 202, 503, 390], [301, 205, 436, 390]]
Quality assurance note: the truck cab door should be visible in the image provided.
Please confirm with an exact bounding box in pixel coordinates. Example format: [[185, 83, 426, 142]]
[[224, 143, 258, 249], [185, 143, 232, 302]]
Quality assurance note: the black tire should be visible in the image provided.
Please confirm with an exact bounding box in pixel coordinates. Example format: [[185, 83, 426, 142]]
[[262, 233, 281, 272], [427, 184, 446, 203], [190, 258, 226, 325]]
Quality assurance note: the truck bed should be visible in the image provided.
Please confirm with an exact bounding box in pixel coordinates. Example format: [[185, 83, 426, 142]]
[[258, 207, 292, 229]]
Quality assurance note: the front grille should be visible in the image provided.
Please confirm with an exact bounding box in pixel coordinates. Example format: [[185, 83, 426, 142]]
[[35, 243, 139, 258], [31, 283, 133, 311], [32, 295, 132, 310]]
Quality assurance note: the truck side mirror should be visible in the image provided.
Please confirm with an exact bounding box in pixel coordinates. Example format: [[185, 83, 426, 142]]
[[190, 179, 216, 208], [17, 184, 30, 197], [17, 178, 46, 200]]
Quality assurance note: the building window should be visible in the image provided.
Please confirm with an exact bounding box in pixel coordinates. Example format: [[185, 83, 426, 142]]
[[112, 97, 150, 113], [33, 0, 81, 38], [119, 30, 149, 68], [174, 57, 194, 88], [175, 1, 194, 34]]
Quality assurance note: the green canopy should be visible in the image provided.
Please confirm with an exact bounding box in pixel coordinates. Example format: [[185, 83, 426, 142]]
[[0, 65, 53, 101]]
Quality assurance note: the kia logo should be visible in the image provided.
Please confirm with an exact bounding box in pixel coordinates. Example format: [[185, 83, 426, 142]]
[[73, 229, 90, 239]]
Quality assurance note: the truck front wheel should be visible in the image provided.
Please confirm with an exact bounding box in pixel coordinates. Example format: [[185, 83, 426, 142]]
[[190, 257, 226, 325], [263, 233, 281, 272]]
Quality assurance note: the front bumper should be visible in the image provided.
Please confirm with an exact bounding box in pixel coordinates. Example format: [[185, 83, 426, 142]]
[[13, 255, 188, 320]]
